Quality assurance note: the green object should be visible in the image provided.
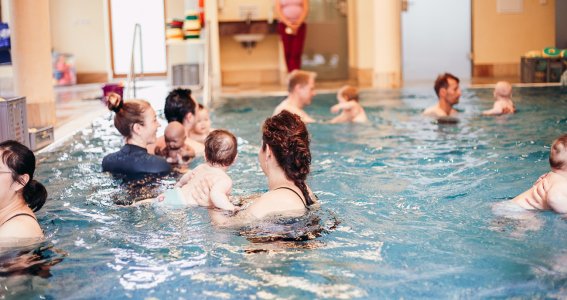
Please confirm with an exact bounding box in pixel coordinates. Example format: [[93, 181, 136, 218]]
[[542, 47, 560, 57]]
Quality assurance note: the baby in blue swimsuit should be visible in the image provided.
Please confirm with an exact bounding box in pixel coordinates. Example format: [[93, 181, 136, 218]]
[[144, 129, 238, 211]]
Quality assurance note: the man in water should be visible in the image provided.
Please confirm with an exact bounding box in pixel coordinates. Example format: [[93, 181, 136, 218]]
[[273, 69, 317, 123], [423, 73, 461, 118]]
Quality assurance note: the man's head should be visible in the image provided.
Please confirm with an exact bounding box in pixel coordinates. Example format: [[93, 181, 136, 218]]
[[550, 134, 567, 171], [164, 88, 198, 129], [494, 81, 512, 99], [164, 121, 186, 150], [288, 70, 317, 107], [338, 85, 359, 103], [434, 73, 461, 106], [205, 129, 238, 167]]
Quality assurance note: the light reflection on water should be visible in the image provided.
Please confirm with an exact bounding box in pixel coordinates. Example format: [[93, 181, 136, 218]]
[[3, 86, 567, 298]]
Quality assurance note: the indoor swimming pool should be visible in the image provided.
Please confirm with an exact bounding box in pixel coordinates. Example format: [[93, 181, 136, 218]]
[[2, 85, 567, 298]]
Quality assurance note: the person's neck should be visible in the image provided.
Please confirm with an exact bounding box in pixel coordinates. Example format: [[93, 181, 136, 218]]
[[126, 136, 147, 149], [267, 168, 295, 190], [552, 168, 567, 179], [0, 193, 23, 212], [438, 99, 453, 116], [207, 162, 229, 172], [287, 94, 304, 109]]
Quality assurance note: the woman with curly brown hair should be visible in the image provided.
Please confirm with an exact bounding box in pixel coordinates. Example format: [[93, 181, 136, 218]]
[[209, 110, 317, 225]]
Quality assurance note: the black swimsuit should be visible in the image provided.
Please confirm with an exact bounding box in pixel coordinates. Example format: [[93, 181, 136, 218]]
[[2, 213, 36, 226], [102, 144, 171, 175], [274, 186, 309, 208]]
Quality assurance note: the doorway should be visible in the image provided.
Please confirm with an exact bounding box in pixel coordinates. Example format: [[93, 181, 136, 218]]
[[302, 0, 349, 80], [108, 0, 166, 77], [401, 0, 471, 84]]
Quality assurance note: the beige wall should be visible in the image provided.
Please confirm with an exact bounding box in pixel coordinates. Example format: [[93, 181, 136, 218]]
[[220, 35, 280, 85], [217, 0, 274, 22], [49, 0, 108, 74], [473, 0, 556, 65]]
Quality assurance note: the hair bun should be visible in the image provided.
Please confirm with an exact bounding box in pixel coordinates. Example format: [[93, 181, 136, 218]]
[[106, 92, 123, 113], [23, 179, 48, 212]]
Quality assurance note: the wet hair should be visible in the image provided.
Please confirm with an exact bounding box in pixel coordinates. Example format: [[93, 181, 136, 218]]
[[205, 129, 237, 167], [550, 134, 567, 170], [434, 73, 460, 97], [340, 86, 359, 102], [288, 70, 317, 93], [0, 140, 47, 212], [164, 88, 197, 123], [262, 110, 313, 206], [106, 95, 152, 139]]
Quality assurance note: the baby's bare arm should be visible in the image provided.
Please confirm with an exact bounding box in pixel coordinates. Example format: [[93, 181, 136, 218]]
[[210, 177, 236, 211]]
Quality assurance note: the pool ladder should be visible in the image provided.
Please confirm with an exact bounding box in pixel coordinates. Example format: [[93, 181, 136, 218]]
[[126, 23, 143, 99]]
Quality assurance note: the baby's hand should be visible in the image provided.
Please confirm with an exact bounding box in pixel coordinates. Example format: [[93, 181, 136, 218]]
[[330, 104, 340, 114], [156, 194, 165, 202]]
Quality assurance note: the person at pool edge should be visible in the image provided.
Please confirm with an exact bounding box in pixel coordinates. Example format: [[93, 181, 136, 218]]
[[423, 73, 461, 118], [102, 93, 171, 175], [511, 134, 567, 213], [273, 70, 317, 123], [0, 140, 47, 242], [207, 110, 317, 226]]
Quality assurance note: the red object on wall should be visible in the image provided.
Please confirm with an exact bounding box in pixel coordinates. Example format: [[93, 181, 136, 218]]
[[199, 0, 205, 27]]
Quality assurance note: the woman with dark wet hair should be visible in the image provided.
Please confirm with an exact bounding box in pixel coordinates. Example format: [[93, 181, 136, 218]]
[[0, 140, 47, 240], [102, 93, 170, 175], [209, 110, 317, 225]]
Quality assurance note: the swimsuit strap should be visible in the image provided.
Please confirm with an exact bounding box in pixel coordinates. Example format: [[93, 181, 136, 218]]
[[2, 213, 36, 226], [274, 186, 309, 208]]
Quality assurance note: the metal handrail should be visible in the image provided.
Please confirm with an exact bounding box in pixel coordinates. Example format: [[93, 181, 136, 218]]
[[126, 23, 144, 99]]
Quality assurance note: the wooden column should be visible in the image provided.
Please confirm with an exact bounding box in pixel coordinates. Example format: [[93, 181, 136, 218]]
[[9, 0, 55, 128], [372, 0, 402, 88]]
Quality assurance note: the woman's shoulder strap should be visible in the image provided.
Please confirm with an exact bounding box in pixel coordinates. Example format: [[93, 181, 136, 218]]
[[274, 186, 308, 208]]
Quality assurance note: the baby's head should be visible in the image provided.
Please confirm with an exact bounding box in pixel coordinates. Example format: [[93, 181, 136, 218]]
[[164, 121, 186, 150], [337, 85, 359, 103], [550, 134, 567, 171], [493, 81, 512, 99], [194, 104, 211, 135], [205, 129, 237, 167]]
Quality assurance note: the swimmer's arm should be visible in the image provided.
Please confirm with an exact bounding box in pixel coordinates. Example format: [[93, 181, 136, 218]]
[[301, 113, 316, 124], [482, 103, 504, 116], [548, 184, 567, 214], [175, 169, 196, 187], [331, 102, 355, 114], [209, 208, 254, 227], [210, 179, 236, 211], [131, 194, 165, 206], [329, 113, 349, 124]]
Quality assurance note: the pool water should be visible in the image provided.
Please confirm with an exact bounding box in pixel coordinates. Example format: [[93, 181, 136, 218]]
[[2, 86, 567, 298]]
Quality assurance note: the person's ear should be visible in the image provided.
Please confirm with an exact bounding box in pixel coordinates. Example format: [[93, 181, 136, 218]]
[[132, 122, 142, 135], [265, 144, 273, 159], [13, 174, 29, 192], [439, 87, 447, 98]]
